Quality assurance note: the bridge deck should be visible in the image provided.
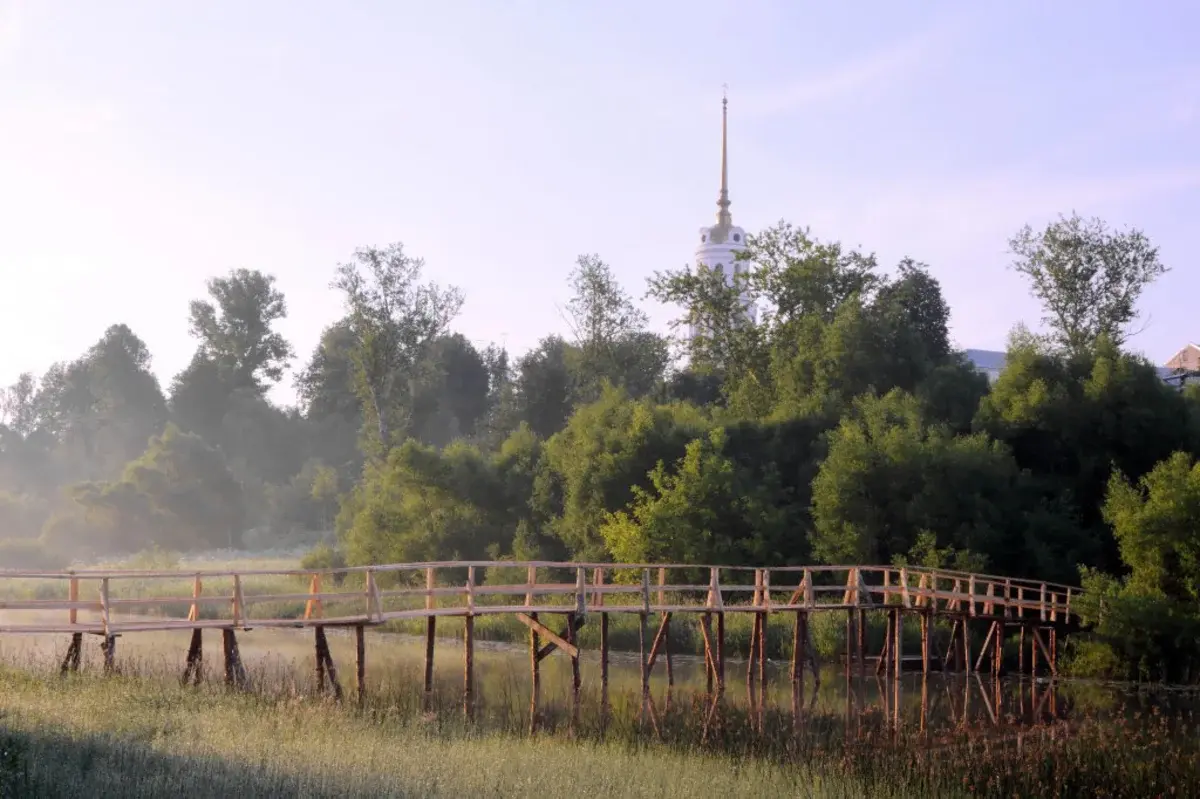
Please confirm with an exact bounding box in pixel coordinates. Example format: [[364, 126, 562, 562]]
[[0, 562, 1075, 635]]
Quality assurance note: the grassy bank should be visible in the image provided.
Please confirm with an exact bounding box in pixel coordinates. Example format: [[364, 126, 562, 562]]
[[0, 669, 861, 799], [1, 657, 1199, 797]]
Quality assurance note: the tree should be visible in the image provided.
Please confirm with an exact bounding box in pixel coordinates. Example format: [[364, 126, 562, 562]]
[[296, 320, 360, 422], [514, 336, 577, 439], [811, 390, 1021, 570], [409, 334, 492, 448], [188, 268, 295, 392], [1103, 451, 1200, 604], [647, 260, 764, 378], [1009, 213, 1167, 355], [564, 255, 669, 403], [974, 336, 1198, 575], [601, 426, 794, 565], [746, 221, 881, 325], [51, 424, 245, 553], [332, 242, 463, 456]]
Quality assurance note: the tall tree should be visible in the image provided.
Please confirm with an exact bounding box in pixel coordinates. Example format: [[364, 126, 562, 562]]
[[1008, 213, 1167, 355], [332, 242, 463, 456], [565, 254, 669, 402], [188, 268, 295, 392], [747, 221, 882, 325]]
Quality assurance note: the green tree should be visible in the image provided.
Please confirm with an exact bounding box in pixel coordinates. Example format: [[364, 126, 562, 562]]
[[332, 242, 463, 456], [53, 424, 245, 553], [537, 387, 709, 559], [975, 336, 1198, 574], [811, 390, 1020, 570], [1009, 213, 1167, 355], [601, 426, 793, 565], [188, 268, 295, 392]]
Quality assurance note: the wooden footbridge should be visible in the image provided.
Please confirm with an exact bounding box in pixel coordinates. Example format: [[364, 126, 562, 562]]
[[0, 562, 1075, 713]]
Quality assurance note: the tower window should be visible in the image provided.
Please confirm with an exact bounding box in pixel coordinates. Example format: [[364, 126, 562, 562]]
[[733, 233, 741, 242], [701, 234, 707, 242]]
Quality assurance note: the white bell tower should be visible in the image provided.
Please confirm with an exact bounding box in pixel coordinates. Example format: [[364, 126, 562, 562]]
[[690, 91, 756, 341]]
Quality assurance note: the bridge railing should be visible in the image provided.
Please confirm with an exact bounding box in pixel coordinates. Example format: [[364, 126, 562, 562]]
[[0, 562, 1077, 635]]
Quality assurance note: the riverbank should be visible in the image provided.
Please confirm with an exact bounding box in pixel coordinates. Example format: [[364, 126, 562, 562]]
[[0, 668, 863, 799], [1, 654, 1199, 798]]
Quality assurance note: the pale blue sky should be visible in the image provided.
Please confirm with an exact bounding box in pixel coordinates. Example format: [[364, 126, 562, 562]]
[[2, 1, 1198, 406]]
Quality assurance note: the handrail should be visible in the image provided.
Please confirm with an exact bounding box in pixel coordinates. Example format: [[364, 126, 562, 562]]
[[0, 561, 1080, 592], [0, 562, 1079, 635]]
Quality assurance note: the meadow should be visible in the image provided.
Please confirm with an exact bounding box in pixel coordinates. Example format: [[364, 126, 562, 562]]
[[3, 551, 1200, 797]]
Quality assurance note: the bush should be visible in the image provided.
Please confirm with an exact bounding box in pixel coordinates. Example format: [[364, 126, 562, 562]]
[[300, 543, 348, 585], [0, 538, 68, 571]]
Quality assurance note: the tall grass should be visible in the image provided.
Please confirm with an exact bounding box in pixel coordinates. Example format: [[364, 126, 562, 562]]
[[1, 636, 1199, 798]]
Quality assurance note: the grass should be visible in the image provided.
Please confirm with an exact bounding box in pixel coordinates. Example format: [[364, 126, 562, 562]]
[[2, 629, 1200, 798], [0, 669, 862, 799]]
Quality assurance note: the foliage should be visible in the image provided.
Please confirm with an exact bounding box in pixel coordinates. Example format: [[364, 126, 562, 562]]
[[47, 425, 245, 554], [1009, 212, 1167, 355], [811, 390, 1018, 570], [188, 268, 295, 393], [332, 242, 464, 456]]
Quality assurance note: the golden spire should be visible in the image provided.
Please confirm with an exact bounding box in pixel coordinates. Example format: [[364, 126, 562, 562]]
[[716, 86, 732, 229]]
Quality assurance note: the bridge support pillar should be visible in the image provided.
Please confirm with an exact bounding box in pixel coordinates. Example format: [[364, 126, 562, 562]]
[[181, 628, 202, 686], [222, 628, 247, 689], [59, 632, 82, 676]]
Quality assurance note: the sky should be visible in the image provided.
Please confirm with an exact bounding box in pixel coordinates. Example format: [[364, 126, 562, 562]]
[[2, 1, 1198, 406]]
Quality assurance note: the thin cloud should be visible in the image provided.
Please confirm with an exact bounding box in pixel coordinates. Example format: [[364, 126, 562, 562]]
[[737, 16, 967, 118]]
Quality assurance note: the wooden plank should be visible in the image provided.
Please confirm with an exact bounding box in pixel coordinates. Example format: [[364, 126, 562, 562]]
[[515, 612, 579, 659]]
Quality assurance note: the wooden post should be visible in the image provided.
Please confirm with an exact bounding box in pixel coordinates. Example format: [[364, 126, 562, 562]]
[[1049, 626, 1058, 677], [464, 566, 476, 720], [355, 624, 366, 706], [567, 611, 580, 726], [181, 629, 203, 686], [856, 608, 866, 680], [845, 609, 853, 682], [529, 610, 541, 734], [793, 610, 807, 707], [640, 569, 651, 710], [463, 615, 475, 720], [638, 607, 649, 719], [68, 573, 79, 626], [314, 625, 342, 701], [188, 575, 202, 623], [921, 612, 930, 675], [102, 635, 116, 674], [60, 632, 83, 675], [423, 567, 436, 710], [717, 611, 726, 691], [877, 612, 892, 677], [893, 608, 903, 681], [222, 628, 247, 689], [99, 577, 111, 639], [993, 621, 1004, 676], [315, 625, 327, 692], [600, 610, 610, 715], [963, 617, 972, 674], [658, 568, 673, 687]]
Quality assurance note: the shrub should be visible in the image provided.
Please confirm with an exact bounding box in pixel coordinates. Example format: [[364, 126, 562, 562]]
[[300, 543, 348, 585]]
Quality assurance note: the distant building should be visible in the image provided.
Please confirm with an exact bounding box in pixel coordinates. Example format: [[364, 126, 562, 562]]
[[1166, 343, 1200, 373], [689, 93, 756, 342], [963, 348, 1180, 386]]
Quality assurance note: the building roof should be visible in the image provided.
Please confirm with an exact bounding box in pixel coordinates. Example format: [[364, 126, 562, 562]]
[[963, 349, 1006, 371], [963, 348, 1175, 380]]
